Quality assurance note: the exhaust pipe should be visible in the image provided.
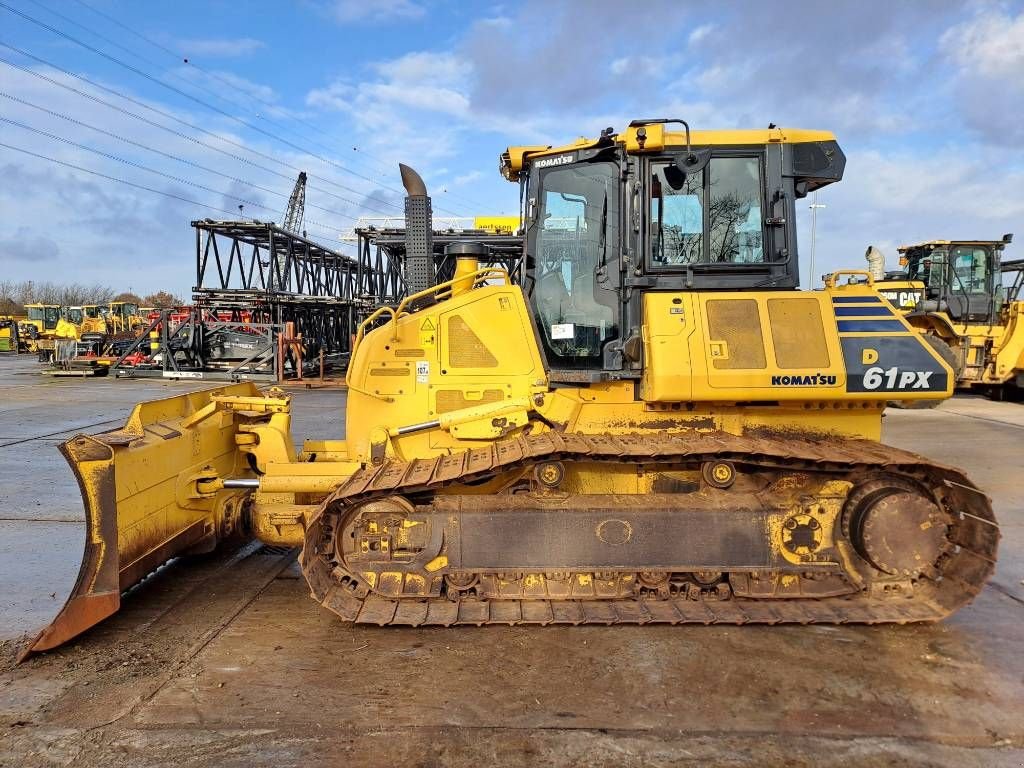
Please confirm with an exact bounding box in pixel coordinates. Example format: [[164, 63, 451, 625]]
[[399, 163, 427, 197], [400, 163, 434, 294], [864, 245, 886, 280]]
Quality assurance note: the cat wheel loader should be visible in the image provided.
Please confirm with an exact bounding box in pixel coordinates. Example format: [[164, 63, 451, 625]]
[[864, 237, 1023, 399], [22, 121, 998, 659]]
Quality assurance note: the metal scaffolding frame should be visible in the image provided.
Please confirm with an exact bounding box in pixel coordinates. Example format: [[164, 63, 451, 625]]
[[354, 226, 525, 304], [109, 220, 525, 381], [192, 220, 371, 369]]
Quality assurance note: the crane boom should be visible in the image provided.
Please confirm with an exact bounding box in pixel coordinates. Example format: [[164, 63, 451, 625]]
[[282, 171, 307, 234]]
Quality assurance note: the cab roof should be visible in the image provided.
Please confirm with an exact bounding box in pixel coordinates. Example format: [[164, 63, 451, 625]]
[[501, 125, 837, 181], [898, 239, 1011, 252]]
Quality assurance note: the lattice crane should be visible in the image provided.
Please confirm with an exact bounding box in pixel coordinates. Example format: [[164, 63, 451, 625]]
[[282, 171, 307, 235]]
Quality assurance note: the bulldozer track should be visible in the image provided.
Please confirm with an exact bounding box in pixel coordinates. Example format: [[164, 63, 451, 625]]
[[302, 430, 999, 626]]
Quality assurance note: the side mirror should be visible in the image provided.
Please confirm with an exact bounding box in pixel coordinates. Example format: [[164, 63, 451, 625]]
[[663, 148, 712, 190]]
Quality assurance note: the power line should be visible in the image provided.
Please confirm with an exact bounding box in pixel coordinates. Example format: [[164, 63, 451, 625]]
[[0, 115, 350, 238], [0, 1, 467, 215], [0, 90, 376, 226], [0, 47, 403, 216], [0, 42, 403, 212], [68, 0, 399, 183], [0, 139, 283, 226]]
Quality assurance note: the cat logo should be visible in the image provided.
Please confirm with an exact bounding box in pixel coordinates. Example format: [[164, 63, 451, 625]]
[[878, 289, 923, 309]]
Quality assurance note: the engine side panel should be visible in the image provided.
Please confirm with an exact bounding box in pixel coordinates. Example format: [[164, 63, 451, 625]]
[[642, 286, 953, 402]]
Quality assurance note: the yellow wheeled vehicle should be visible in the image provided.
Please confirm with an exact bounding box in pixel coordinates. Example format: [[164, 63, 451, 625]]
[[23, 121, 998, 658], [868, 237, 1023, 397]]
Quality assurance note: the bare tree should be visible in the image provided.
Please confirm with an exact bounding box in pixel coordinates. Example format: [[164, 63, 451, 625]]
[[0, 280, 117, 312]]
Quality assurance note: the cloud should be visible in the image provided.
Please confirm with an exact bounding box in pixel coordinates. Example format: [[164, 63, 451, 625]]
[[325, 0, 425, 23], [798, 145, 1024, 284], [451, 170, 482, 186], [306, 81, 355, 112], [177, 37, 265, 58], [939, 7, 1024, 145], [0, 65, 377, 293], [0, 226, 60, 262], [308, 52, 472, 119], [941, 8, 1024, 78], [687, 23, 714, 46]]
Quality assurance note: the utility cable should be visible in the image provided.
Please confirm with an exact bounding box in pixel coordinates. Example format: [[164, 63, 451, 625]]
[[0, 139, 272, 223], [0, 91, 375, 226], [0, 49, 402, 216], [0, 1, 467, 215], [0, 115, 350, 238], [0, 42, 406, 213], [68, 0, 398, 181]]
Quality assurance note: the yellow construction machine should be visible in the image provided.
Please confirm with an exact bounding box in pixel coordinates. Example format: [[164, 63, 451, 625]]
[[21, 303, 79, 357], [23, 121, 998, 658], [865, 237, 1023, 397], [21, 303, 61, 337]]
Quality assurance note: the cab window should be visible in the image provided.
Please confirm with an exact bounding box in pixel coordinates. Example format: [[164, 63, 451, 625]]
[[951, 246, 988, 293], [651, 156, 764, 265]]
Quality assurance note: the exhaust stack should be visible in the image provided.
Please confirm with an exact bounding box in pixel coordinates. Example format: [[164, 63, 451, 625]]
[[864, 245, 886, 280], [400, 163, 434, 294]]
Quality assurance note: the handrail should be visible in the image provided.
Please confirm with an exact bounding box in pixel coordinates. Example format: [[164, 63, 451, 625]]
[[824, 269, 873, 289], [352, 305, 396, 351], [390, 267, 510, 340]]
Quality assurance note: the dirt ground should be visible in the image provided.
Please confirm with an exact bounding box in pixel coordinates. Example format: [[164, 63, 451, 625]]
[[1, 355, 1022, 767]]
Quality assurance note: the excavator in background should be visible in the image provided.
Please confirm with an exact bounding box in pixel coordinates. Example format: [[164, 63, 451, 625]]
[[863, 237, 1023, 398], [22, 121, 998, 660]]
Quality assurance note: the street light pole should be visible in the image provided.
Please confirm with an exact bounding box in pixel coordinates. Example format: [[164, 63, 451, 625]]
[[808, 193, 826, 289]]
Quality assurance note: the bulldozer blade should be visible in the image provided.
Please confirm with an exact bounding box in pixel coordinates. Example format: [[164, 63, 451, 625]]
[[19, 383, 260, 661]]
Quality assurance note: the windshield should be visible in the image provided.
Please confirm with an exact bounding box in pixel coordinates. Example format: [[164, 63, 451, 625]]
[[529, 160, 619, 369], [28, 306, 43, 321]]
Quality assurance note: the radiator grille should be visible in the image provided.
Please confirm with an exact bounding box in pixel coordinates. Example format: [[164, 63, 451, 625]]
[[706, 299, 766, 370], [768, 298, 830, 369], [369, 367, 409, 377], [447, 315, 498, 368], [394, 348, 425, 358]]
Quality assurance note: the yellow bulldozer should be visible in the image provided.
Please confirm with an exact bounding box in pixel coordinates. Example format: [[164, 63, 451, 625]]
[[23, 121, 998, 659], [21, 303, 79, 359], [865, 237, 1023, 397]]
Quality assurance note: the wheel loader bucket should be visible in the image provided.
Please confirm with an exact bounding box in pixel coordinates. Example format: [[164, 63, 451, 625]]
[[19, 382, 261, 661]]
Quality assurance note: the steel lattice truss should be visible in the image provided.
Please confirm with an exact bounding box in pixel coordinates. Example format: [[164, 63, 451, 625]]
[[194, 220, 363, 298], [354, 226, 525, 304], [168, 220, 525, 379]]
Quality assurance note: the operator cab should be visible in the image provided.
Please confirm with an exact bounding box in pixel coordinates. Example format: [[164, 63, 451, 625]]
[[504, 120, 846, 380], [897, 236, 1013, 323], [26, 304, 60, 332]]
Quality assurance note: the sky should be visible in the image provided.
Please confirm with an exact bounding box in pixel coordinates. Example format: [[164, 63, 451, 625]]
[[0, 0, 1022, 297]]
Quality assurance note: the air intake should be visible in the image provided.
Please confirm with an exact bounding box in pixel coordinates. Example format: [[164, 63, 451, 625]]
[[400, 163, 434, 294]]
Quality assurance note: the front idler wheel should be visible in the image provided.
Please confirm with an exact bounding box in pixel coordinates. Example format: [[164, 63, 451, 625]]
[[844, 478, 952, 578]]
